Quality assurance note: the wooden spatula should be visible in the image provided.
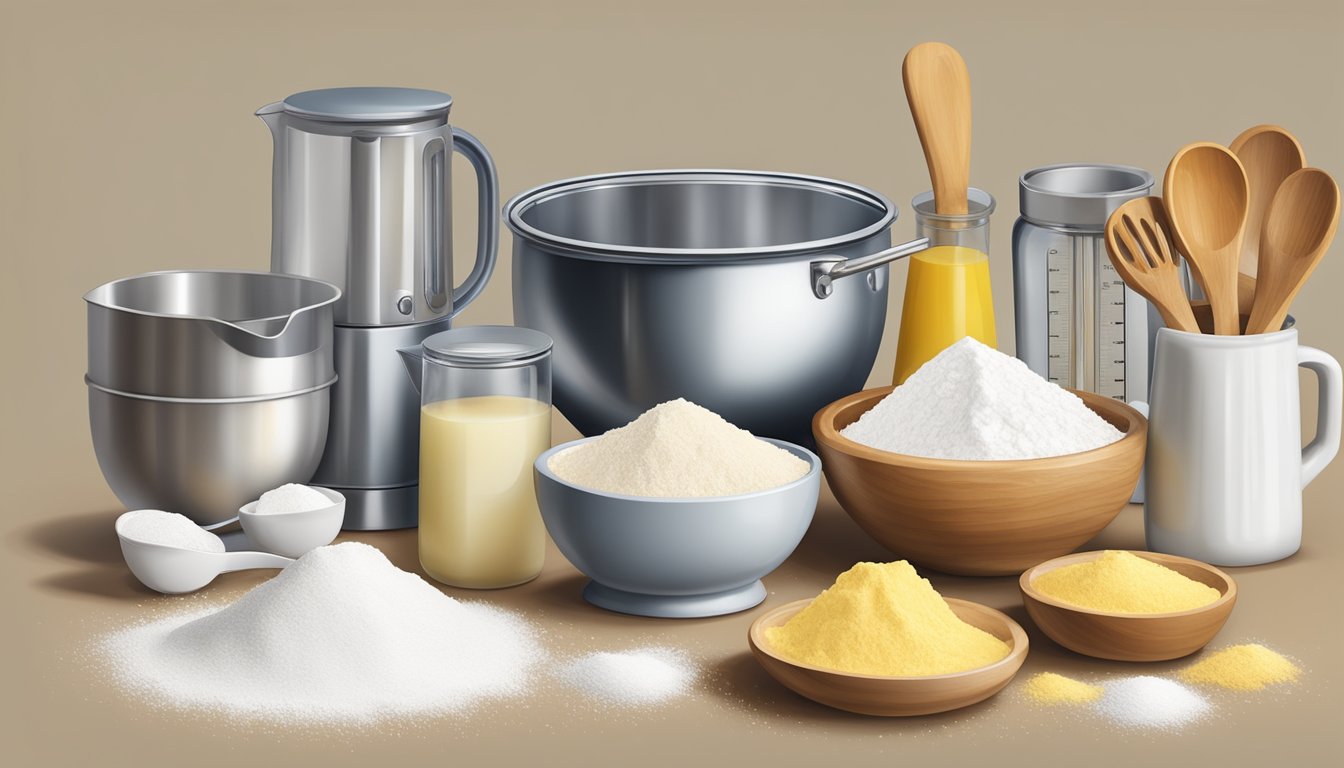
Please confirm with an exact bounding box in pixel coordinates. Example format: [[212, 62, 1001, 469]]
[[903, 42, 971, 215], [1105, 197, 1200, 333]]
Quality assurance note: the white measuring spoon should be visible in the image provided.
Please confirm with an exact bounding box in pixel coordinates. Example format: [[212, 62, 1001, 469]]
[[115, 513, 294, 594]]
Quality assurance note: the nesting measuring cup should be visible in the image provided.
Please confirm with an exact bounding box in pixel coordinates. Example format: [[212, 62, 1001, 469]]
[[892, 188, 997, 384], [1143, 326, 1341, 565]]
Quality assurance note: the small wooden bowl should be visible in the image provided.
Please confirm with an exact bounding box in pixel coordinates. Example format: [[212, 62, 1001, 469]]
[[748, 598, 1029, 716], [1020, 550, 1237, 661], [813, 387, 1147, 576]]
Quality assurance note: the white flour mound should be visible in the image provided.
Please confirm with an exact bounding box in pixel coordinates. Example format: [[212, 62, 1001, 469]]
[[842, 337, 1125, 460], [99, 542, 544, 724], [547, 398, 810, 497], [1098, 676, 1211, 729], [117, 510, 224, 553], [256, 483, 331, 515], [557, 647, 697, 706]]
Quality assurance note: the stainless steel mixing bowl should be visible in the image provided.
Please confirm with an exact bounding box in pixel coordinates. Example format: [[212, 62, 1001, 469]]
[[507, 170, 902, 444], [85, 270, 340, 399], [87, 380, 333, 526]]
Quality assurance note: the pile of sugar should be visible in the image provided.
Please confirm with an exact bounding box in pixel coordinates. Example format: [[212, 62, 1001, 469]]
[[548, 398, 810, 497], [256, 483, 331, 515], [1097, 676, 1210, 729], [842, 337, 1125, 460], [117, 510, 224, 553], [557, 647, 697, 706], [99, 542, 544, 724]]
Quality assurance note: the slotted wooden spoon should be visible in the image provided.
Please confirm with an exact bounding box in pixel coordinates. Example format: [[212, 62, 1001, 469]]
[[903, 42, 972, 215], [1164, 143, 1250, 335], [1105, 196, 1200, 333], [1230, 125, 1305, 278], [1245, 167, 1340, 335]]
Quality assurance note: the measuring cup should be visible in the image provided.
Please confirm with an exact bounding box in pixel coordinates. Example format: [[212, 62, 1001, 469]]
[[115, 513, 294, 594], [1140, 325, 1341, 565], [893, 188, 998, 384]]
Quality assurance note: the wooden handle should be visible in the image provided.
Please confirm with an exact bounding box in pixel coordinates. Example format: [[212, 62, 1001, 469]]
[[903, 42, 971, 216]]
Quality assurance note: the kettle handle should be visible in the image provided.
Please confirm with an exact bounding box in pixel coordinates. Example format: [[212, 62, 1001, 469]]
[[448, 127, 499, 315]]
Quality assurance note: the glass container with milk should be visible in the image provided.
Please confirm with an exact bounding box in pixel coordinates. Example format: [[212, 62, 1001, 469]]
[[403, 326, 553, 589]]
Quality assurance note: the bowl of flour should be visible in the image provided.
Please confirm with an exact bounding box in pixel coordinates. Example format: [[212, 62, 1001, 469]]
[[812, 337, 1147, 576], [535, 399, 821, 619]]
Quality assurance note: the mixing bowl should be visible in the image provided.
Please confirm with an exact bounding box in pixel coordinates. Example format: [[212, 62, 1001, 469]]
[[507, 170, 902, 445], [813, 387, 1147, 576], [534, 436, 822, 618], [88, 380, 333, 527]]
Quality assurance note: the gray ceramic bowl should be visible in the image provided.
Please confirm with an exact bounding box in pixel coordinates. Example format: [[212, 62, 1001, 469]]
[[534, 437, 821, 618]]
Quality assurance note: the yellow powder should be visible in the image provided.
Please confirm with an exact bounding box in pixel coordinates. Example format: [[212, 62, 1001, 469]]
[[764, 561, 1010, 676], [1179, 644, 1301, 691], [1031, 550, 1221, 614], [1023, 672, 1102, 705]]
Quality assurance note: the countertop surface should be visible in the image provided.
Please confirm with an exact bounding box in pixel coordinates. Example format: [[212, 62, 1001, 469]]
[[3, 0, 1342, 765]]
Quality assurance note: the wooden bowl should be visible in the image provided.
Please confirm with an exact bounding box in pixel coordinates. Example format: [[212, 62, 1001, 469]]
[[812, 388, 1146, 576], [748, 597, 1029, 716], [1019, 550, 1237, 661]]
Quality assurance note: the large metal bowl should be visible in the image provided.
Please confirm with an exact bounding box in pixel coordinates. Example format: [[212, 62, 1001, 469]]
[[507, 170, 899, 444], [87, 380, 333, 526]]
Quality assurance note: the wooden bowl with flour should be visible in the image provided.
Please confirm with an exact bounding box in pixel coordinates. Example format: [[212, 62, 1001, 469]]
[[812, 387, 1146, 576]]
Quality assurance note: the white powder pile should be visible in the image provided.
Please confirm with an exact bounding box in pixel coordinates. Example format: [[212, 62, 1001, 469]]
[[117, 510, 224, 553], [1098, 676, 1211, 729], [548, 398, 809, 498], [842, 337, 1125, 460], [99, 542, 544, 724], [557, 647, 697, 706], [256, 483, 331, 515]]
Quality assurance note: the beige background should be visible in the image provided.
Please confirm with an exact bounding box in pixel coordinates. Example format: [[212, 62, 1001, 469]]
[[2, 0, 1342, 764]]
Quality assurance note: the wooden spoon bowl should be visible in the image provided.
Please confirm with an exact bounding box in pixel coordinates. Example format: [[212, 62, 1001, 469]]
[[1020, 550, 1237, 662], [748, 597, 1028, 716]]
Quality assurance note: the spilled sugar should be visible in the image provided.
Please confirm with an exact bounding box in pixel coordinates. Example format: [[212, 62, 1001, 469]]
[[556, 647, 697, 706], [1097, 676, 1210, 729], [98, 542, 544, 724]]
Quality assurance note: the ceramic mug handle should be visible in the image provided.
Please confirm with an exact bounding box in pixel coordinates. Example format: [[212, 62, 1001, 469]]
[[1299, 345, 1343, 488]]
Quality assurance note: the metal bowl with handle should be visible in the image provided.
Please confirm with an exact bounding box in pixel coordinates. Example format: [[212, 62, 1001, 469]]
[[507, 170, 926, 443]]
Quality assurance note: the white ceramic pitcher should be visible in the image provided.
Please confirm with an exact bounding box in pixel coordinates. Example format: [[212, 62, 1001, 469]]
[[1140, 326, 1341, 565]]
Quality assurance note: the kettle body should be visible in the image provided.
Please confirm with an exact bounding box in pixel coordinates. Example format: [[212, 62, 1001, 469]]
[[259, 87, 499, 326]]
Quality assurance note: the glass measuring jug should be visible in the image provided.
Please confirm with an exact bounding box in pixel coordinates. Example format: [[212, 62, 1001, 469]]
[[892, 188, 998, 384], [400, 326, 553, 589]]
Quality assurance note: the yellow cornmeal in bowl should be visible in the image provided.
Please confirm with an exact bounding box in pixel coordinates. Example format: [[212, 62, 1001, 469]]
[[764, 561, 1010, 676], [1031, 550, 1221, 614], [1023, 672, 1103, 704], [1179, 644, 1300, 691]]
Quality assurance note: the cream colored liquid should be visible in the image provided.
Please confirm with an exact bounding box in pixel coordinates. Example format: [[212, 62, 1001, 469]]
[[418, 395, 551, 589]]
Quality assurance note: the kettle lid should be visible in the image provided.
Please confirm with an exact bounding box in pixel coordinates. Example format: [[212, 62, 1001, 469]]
[[280, 87, 452, 122]]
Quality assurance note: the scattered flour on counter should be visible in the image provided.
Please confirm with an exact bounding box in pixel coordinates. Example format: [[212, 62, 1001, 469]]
[[548, 398, 810, 497], [842, 337, 1125, 460], [117, 510, 224, 553], [98, 542, 544, 724], [556, 647, 697, 706], [1098, 676, 1210, 729], [256, 483, 332, 515]]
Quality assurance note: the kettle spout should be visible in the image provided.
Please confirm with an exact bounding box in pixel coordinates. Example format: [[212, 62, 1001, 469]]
[[398, 346, 425, 393], [256, 101, 285, 137]]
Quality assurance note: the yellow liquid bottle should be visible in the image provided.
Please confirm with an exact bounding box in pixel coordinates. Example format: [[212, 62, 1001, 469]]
[[893, 245, 997, 384], [418, 395, 551, 589]]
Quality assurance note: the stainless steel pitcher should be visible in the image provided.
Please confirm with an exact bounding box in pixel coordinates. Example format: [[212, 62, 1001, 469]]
[[259, 87, 499, 530], [259, 87, 498, 325]]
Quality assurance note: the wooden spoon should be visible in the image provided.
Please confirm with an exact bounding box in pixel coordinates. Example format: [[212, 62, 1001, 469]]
[[903, 42, 971, 215], [1163, 143, 1250, 335], [1104, 197, 1200, 333], [1244, 167, 1340, 335], [1230, 125, 1306, 278]]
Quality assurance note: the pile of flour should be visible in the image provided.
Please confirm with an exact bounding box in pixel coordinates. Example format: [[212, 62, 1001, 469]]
[[548, 398, 809, 497], [117, 510, 224, 553], [256, 483, 331, 515], [842, 337, 1125, 460], [99, 542, 544, 724]]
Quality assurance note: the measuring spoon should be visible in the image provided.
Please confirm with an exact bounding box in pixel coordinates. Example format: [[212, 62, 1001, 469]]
[[1245, 168, 1340, 335], [1230, 125, 1306, 278], [1163, 143, 1250, 335], [903, 42, 972, 215], [116, 513, 294, 594]]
